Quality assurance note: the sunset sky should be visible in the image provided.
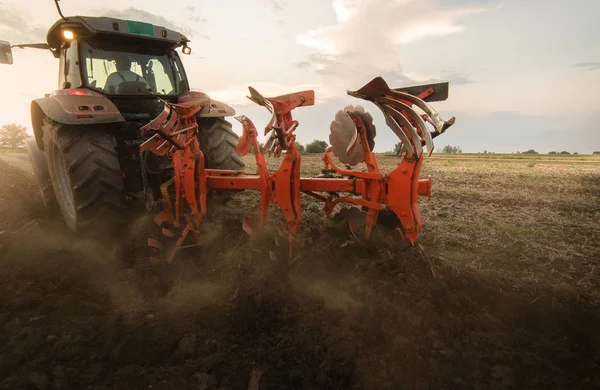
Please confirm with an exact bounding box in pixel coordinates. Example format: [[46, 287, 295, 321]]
[[0, 0, 598, 153]]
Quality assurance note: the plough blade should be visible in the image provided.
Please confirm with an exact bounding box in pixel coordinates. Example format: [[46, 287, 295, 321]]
[[348, 76, 456, 157], [372, 102, 417, 158], [247, 87, 277, 136], [242, 216, 258, 238], [388, 90, 448, 153], [148, 237, 163, 249], [234, 115, 257, 156], [394, 82, 449, 103], [247, 86, 270, 109], [381, 103, 424, 158], [349, 76, 391, 101]]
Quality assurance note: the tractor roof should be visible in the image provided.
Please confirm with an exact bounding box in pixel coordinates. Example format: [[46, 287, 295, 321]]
[[46, 16, 189, 50]]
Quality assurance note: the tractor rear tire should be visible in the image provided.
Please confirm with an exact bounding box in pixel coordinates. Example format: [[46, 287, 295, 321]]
[[42, 120, 128, 233], [197, 117, 245, 170]]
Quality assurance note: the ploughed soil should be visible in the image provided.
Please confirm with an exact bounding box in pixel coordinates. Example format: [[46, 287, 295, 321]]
[[0, 155, 599, 389]]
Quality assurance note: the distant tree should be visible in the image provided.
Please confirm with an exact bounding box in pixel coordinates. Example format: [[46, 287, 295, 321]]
[[593, 151, 600, 155], [573, 152, 578, 155], [0, 123, 27, 148], [522, 149, 538, 154], [548, 151, 558, 155], [560, 151, 571, 155], [441, 145, 462, 154], [483, 150, 488, 154], [305, 139, 328, 153], [296, 142, 305, 153]]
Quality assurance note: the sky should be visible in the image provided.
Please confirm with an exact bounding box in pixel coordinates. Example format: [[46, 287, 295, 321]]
[[0, 0, 598, 153]]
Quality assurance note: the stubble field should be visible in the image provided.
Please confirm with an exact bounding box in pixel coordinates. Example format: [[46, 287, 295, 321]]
[[0, 149, 599, 389]]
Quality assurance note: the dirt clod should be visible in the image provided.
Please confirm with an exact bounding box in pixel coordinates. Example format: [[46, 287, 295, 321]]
[[27, 371, 49, 390], [190, 372, 217, 390], [247, 368, 263, 390], [172, 334, 198, 360]]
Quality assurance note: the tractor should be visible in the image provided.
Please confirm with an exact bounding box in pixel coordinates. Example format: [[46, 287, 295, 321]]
[[1, 14, 243, 232]]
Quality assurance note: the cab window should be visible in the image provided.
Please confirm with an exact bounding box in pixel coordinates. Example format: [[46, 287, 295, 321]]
[[81, 41, 179, 96]]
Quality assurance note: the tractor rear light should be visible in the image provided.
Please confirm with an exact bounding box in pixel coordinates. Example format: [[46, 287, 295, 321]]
[[51, 89, 105, 98], [76, 114, 92, 119], [78, 105, 90, 111], [93, 105, 104, 111], [66, 89, 93, 96]]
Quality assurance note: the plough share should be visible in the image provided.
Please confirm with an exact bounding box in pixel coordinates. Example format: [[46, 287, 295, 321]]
[[140, 76, 455, 262]]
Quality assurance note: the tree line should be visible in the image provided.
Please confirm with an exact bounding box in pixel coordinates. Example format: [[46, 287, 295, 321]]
[[1, 124, 598, 155], [0, 124, 27, 148]]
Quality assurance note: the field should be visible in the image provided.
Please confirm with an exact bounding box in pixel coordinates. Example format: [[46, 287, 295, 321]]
[[0, 149, 599, 389]]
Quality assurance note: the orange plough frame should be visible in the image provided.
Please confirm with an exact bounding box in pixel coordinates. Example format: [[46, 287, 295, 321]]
[[140, 77, 455, 262]]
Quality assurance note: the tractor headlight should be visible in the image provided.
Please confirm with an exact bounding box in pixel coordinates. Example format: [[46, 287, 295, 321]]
[[182, 45, 191, 55], [62, 30, 75, 40]]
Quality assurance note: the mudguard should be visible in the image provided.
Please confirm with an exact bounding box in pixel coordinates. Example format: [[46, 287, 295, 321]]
[[31, 92, 124, 149], [178, 91, 236, 117]]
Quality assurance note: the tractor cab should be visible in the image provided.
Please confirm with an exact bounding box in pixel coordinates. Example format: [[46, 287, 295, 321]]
[[45, 17, 191, 97], [2, 16, 194, 119], [51, 17, 193, 120]]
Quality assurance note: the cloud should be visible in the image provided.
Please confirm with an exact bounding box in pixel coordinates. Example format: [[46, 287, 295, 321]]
[[298, 0, 485, 51], [295, 61, 312, 69], [264, 0, 286, 12], [185, 5, 207, 23], [440, 71, 475, 85], [189, 15, 208, 23], [0, 4, 47, 42], [295, 0, 485, 94], [300, 52, 419, 87], [571, 62, 600, 71]]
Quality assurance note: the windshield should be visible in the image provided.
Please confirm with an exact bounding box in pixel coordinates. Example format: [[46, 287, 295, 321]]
[[81, 41, 181, 96]]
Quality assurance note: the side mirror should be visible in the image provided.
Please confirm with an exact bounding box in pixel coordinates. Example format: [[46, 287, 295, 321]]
[[0, 40, 13, 64]]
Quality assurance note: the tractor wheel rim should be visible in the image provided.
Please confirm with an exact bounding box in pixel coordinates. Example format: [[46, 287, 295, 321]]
[[53, 145, 76, 221]]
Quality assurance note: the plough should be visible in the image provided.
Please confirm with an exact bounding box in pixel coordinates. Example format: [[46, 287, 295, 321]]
[[140, 76, 455, 262]]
